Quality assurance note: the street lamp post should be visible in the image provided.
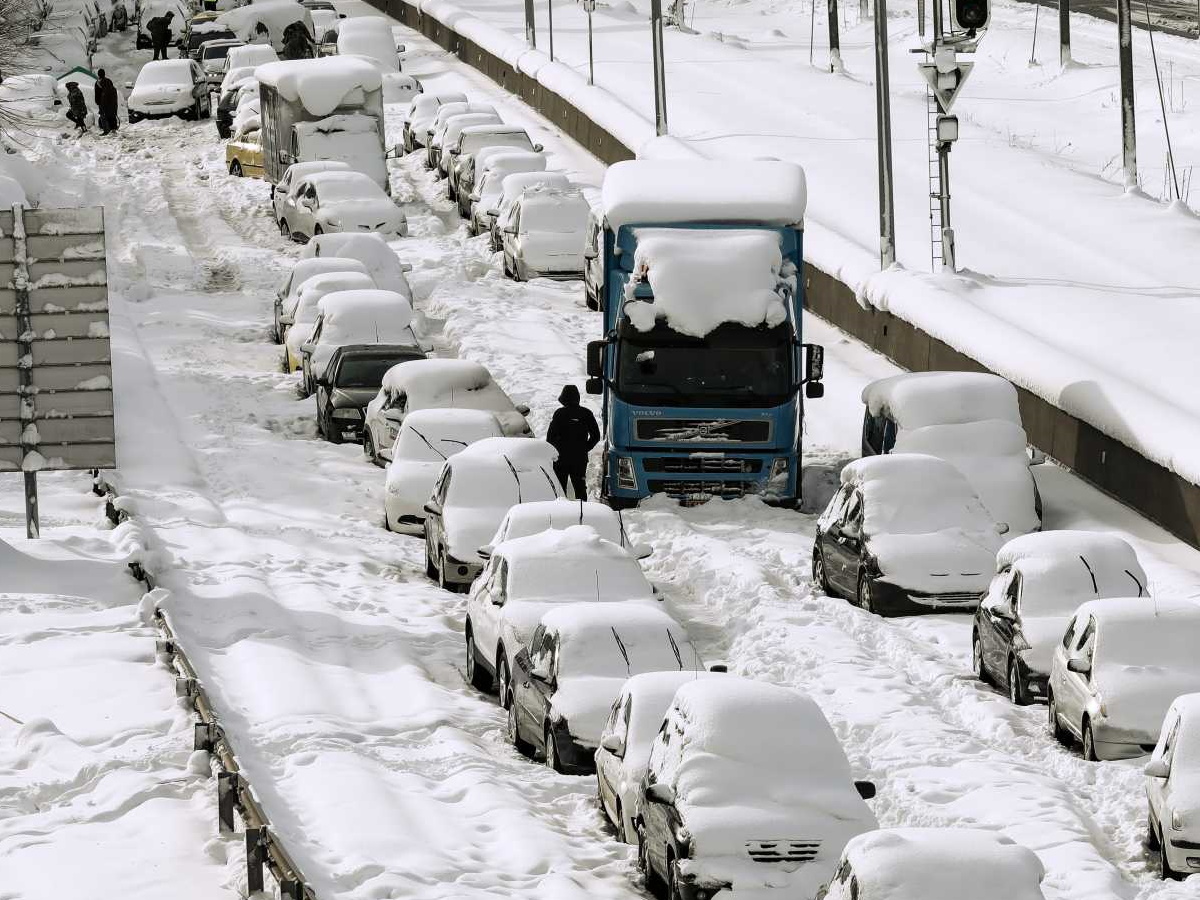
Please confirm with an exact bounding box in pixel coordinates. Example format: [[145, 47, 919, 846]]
[[651, 0, 668, 134], [873, 0, 896, 268], [584, 0, 596, 84], [548, 0, 555, 60]]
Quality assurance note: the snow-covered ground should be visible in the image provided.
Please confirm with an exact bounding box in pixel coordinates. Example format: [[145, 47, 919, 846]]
[[5, 7, 1200, 900]]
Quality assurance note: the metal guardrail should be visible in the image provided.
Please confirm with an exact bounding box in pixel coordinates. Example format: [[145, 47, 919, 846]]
[[100, 479, 317, 900]]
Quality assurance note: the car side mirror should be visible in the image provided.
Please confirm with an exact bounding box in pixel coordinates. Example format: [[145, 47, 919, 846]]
[[585, 377, 604, 395], [125, 80, 134, 89], [600, 733, 625, 756], [449, 147, 460, 156], [423, 501, 442, 516], [707, 661, 728, 673], [383, 408, 404, 422], [1029, 447, 1047, 466], [842, 523, 862, 541], [644, 782, 675, 805], [469, 191, 481, 201], [1067, 657, 1091, 675], [1145, 759, 1171, 779], [632, 542, 653, 560], [300, 342, 315, 353], [854, 780, 877, 800], [478, 544, 493, 559], [503, 225, 517, 235], [533, 143, 544, 152], [515, 404, 531, 416]]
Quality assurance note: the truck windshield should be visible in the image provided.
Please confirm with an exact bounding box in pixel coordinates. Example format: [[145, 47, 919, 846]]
[[614, 320, 793, 408]]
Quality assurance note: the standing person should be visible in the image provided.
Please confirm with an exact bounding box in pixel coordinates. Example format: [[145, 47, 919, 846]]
[[94, 69, 120, 134], [65, 82, 89, 134], [546, 384, 600, 500], [112, 1, 128, 31], [280, 21, 315, 60], [147, 10, 175, 60]]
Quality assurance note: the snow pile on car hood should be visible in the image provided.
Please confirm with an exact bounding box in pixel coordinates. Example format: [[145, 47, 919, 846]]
[[255, 56, 381, 117], [302, 232, 410, 300], [1000, 531, 1148, 617], [490, 498, 622, 547], [844, 828, 1046, 900], [863, 372, 1021, 429], [317, 289, 413, 337], [623, 229, 792, 338], [499, 526, 652, 602]]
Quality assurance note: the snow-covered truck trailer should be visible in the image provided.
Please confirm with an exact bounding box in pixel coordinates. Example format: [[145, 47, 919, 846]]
[[585, 160, 825, 507], [255, 57, 388, 190]]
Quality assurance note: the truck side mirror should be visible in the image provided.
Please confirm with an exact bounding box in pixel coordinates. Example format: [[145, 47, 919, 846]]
[[804, 342, 825, 382], [805, 381, 825, 399], [585, 377, 603, 395], [586, 339, 605, 377]]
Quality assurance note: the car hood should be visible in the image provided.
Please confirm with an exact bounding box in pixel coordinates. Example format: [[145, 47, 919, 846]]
[[1094, 666, 1200, 740], [318, 199, 399, 226], [443, 505, 507, 564], [129, 83, 191, 106], [384, 459, 440, 512], [868, 530, 997, 593], [330, 387, 378, 408], [1018, 614, 1072, 675], [550, 675, 627, 747]]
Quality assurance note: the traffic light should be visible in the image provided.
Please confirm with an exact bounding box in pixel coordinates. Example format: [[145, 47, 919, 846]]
[[954, 0, 989, 31]]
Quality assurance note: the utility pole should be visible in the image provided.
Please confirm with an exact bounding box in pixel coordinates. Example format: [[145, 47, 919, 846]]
[[828, 0, 843, 72], [584, 0, 596, 84], [1059, 0, 1071, 65], [524, 0, 536, 47], [1117, 0, 1137, 187], [873, 0, 895, 267], [547, 0, 555, 60], [650, 0, 669, 135]]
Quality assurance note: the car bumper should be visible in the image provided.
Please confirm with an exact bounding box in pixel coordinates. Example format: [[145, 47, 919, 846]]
[[1090, 721, 1158, 760], [442, 555, 482, 587], [1013, 655, 1050, 702], [870, 579, 983, 614], [129, 104, 191, 119], [550, 723, 597, 775], [329, 406, 366, 441]]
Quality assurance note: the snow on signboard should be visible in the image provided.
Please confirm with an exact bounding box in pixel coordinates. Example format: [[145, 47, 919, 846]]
[[255, 57, 382, 118]]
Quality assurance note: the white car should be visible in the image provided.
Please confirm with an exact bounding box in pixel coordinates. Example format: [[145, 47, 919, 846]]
[[274, 255, 370, 344], [483, 498, 651, 560], [436, 113, 502, 180], [638, 678, 878, 900], [489, 171, 571, 252], [464, 524, 656, 701], [1049, 597, 1200, 761], [427, 103, 497, 170], [300, 231, 413, 301], [467, 151, 547, 236], [823, 828, 1046, 900], [403, 91, 466, 152], [310, 8, 340, 48], [127, 59, 212, 123], [382, 408, 505, 534], [448, 123, 540, 206], [198, 38, 243, 87], [862, 372, 1042, 535], [595, 670, 724, 842], [507, 603, 702, 774], [224, 43, 278, 71], [499, 186, 591, 281], [271, 160, 352, 219], [277, 171, 407, 244], [423, 437, 560, 591], [336, 16, 399, 72], [282, 270, 375, 371], [362, 358, 531, 465], [973, 530, 1147, 706], [1146, 693, 1200, 879], [300, 289, 419, 394]]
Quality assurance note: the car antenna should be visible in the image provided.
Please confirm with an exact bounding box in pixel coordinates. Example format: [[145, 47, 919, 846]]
[[611, 626, 631, 674], [578, 498, 584, 525], [1124, 569, 1145, 597], [501, 453, 522, 503], [666, 627, 684, 671], [1078, 555, 1099, 595]]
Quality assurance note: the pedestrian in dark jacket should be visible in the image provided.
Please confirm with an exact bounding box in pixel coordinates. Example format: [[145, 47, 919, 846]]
[[65, 82, 89, 133], [546, 384, 600, 499], [147, 11, 174, 60], [94, 69, 120, 134]]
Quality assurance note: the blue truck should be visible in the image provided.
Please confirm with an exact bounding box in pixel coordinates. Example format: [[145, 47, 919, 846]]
[[584, 159, 825, 508]]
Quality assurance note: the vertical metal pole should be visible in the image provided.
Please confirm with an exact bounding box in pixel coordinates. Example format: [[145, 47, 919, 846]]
[[931, 0, 942, 40], [828, 0, 842, 72], [12, 205, 39, 540], [650, 0, 669, 135], [938, 142, 956, 270], [218, 771, 239, 834], [1059, 0, 1071, 66], [524, 0, 536, 47], [1030, 1, 1040, 64], [917, 0, 926, 38], [861, 0, 869, 18], [873, 0, 896, 267], [24, 474, 39, 539], [586, 4, 595, 84], [547, 0, 554, 60], [1117, 0, 1137, 187], [246, 827, 265, 894]]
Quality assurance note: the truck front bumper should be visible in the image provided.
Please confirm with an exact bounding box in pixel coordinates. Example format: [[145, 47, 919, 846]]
[[604, 450, 797, 506]]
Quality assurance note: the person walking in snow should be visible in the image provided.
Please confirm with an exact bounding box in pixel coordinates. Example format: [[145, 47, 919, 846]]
[[147, 10, 175, 60], [94, 69, 120, 134], [546, 384, 600, 500], [112, 1, 128, 31], [65, 82, 89, 134]]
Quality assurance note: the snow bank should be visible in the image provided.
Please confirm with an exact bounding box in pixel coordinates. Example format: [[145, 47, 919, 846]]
[[255, 56, 381, 117], [863, 371, 1021, 430], [624, 229, 788, 338]]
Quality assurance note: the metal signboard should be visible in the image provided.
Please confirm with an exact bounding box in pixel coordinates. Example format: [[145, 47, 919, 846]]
[[0, 205, 115, 537]]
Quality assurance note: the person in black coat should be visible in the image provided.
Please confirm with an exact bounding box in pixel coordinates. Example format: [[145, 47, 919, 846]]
[[147, 11, 174, 60], [546, 384, 600, 500], [94, 69, 120, 134], [65, 82, 89, 133]]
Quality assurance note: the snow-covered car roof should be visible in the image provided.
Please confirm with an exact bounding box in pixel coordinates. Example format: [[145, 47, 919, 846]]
[[477, 148, 543, 176], [280, 256, 368, 299], [494, 525, 653, 603], [381, 357, 492, 397], [840, 453, 997, 536], [217, 1, 313, 46], [540, 601, 692, 678], [456, 435, 556, 466], [301, 232, 411, 300], [602, 159, 806, 230], [407, 91, 466, 123], [862, 372, 1021, 430], [841, 828, 1046, 900], [431, 101, 494, 128], [997, 531, 1147, 615], [441, 439, 561, 522], [489, 499, 625, 548], [1075, 595, 1196, 626], [337, 25, 398, 72], [495, 522, 634, 565], [459, 123, 527, 138], [281, 159, 351, 187], [624, 228, 789, 338], [316, 289, 413, 336], [225, 43, 278, 70], [441, 113, 501, 147], [220, 65, 257, 94], [291, 271, 374, 321], [500, 171, 570, 205], [255, 56, 381, 117], [392, 409, 504, 462], [300, 170, 386, 201], [337, 14, 391, 31]]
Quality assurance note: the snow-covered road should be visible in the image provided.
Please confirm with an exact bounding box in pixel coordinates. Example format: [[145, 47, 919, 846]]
[[17, 12, 1200, 900]]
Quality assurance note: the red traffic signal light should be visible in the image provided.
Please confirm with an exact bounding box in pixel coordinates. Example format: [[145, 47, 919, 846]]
[[954, 0, 988, 30]]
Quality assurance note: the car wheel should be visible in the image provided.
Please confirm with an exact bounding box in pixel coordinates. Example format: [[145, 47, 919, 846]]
[[1048, 691, 1069, 745], [192, 99, 202, 119], [638, 823, 664, 897], [972, 632, 988, 683], [466, 631, 493, 692], [1008, 658, 1028, 706], [1082, 719, 1099, 762], [424, 543, 438, 580], [811, 547, 830, 594], [229, 159, 242, 177], [363, 430, 376, 462], [857, 574, 878, 615], [544, 723, 563, 772], [1148, 815, 1161, 850], [314, 224, 323, 236], [279, 219, 290, 239], [324, 407, 343, 445], [507, 694, 533, 756], [497, 657, 511, 709]]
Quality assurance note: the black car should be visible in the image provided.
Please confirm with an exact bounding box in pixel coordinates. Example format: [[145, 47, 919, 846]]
[[214, 80, 246, 139], [314, 345, 425, 444]]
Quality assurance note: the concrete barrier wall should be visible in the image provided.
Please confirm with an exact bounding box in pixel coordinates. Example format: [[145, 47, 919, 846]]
[[375, 0, 1200, 550]]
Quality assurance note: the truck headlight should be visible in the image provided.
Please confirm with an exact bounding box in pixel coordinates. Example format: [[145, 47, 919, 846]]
[[332, 408, 362, 421], [616, 456, 637, 491], [766, 457, 789, 490]]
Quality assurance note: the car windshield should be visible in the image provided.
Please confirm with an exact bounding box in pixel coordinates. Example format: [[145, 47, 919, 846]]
[[316, 179, 379, 203], [461, 132, 531, 156], [334, 356, 403, 388], [138, 64, 192, 86], [614, 320, 793, 408], [521, 198, 587, 234], [446, 463, 558, 509], [189, 28, 234, 50], [203, 43, 237, 60], [558, 628, 686, 679], [1099, 618, 1200, 670], [507, 556, 652, 603], [395, 424, 495, 462]]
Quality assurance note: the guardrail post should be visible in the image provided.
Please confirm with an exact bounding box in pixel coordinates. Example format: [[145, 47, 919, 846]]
[[246, 826, 266, 894], [194, 721, 217, 752], [280, 877, 306, 900], [218, 771, 239, 834]]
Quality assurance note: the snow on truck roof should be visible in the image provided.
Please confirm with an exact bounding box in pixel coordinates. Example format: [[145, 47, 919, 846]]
[[601, 160, 806, 230], [624, 228, 789, 338], [255, 56, 382, 117], [863, 372, 1021, 430]]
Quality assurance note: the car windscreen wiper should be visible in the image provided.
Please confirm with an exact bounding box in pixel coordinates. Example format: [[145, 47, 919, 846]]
[[409, 426, 448, 461]]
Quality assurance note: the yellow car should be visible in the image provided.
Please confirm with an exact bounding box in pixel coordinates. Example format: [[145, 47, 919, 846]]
[[225, 130, 264, 179]]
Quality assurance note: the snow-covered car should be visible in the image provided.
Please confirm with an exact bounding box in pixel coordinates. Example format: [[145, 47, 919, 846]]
[[822, 828, 1046, 900], [314, 343, 425, 444], [127, 59, 212, 123], [278, 171, 406, 244], [466, 150, 547, 236], [465, 525, 655, 700], [223, 43, 278, 72], [637, 678, 877, 900], [0, 176, 30, 210], [423, 437, 560, 591], [482, 498, 651, 560], [973, 531, 1147, 706], [336, 16, 399, 72], [361, 358, 531, 465], [583, 209, 603, 310], [861, 372, 1042, 535], [508, 602, 701, 774], [448, 124, 540, 207], [225, 128, 263, 178], [282, 271, 376, 371], [499, 186, 590, 281], [1146, 693, 1200, 879], [382, 409, 505, 534], [596, 670, 724, 842], [489, 171, 571, 252], [270, 159, 352, 217], [426, 102, 497, 170], [1049, 597, 1200, 761], [381, 72, 421, 106], [184, 22, 235, 60], [300, 289, 419, 394], [229, 93, 259, 140], [435, 113, 502, 180], [274, 255, 370, 344], [0, 75, 58, 117], [402, 91, 466, 153], [812, 454, 1006, 616], [215, 67, 256, 137], [215, 1, 314, 54], [198, 37, 243, 86], [300, 232, 413, 300]]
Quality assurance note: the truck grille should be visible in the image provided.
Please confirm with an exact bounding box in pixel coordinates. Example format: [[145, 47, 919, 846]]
[[643, 457, 763, 474], [647, 480, 754, 501], [746, 840, 821, 864], [635, 419, 771, 443]]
